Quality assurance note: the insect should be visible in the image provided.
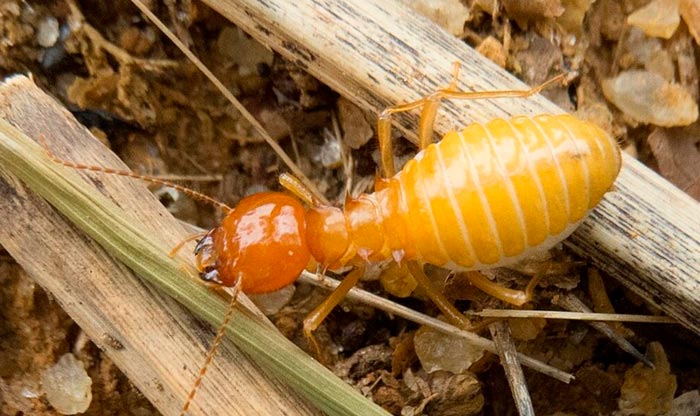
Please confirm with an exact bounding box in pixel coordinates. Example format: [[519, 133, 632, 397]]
[[43, 62, 621, 414], [190, 62, 622, 321]]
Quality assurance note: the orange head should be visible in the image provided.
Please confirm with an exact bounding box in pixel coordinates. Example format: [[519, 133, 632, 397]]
[[305, 206, 350, 269], [194, 192, 310, 294]]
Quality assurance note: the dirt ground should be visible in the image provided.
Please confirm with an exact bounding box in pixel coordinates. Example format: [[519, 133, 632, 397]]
[[1, 0, 700, 415]]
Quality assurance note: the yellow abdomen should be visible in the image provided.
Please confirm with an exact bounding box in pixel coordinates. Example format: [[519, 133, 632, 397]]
[[385, 114, 621, 270]]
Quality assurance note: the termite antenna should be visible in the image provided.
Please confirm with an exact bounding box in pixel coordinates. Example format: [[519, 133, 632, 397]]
[[39, 135, 233, 213], [180, 279, 243, 416]]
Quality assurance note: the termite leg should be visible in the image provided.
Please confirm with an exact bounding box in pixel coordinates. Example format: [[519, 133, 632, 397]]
[[437, 62, 570, 101], [180, 279, 243, 416], [376, 92, 438, 178], [375, 63, 569, 179], [405, 262, 474, 329], [462, 271, 542, 307], [375, 63, 469, 177], [303, 265, 365, 356]]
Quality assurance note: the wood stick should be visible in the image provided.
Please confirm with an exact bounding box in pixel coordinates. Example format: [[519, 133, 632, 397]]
[[471, 309, 677, 324], [489, 321, 535, 416], [553, 294, 654, 368], [200, 0, 700, 334], [0, 76, 322, 416]]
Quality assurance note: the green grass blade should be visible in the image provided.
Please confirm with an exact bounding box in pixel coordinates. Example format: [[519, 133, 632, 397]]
[[0, 118, 389, 416]]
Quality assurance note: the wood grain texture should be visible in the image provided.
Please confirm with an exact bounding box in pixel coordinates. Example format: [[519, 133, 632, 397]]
[[0, 76, 321, 416], [201, 0, 700, 334]]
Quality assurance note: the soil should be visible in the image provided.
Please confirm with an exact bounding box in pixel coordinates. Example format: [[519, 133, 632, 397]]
[[1, 0, 699, 415]]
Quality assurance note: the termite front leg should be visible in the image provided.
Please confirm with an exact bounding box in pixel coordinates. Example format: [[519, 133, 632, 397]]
[[303, 265, 365, 356]]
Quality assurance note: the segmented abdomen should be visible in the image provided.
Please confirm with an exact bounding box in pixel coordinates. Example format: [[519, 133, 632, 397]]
[[383, 114, 621, 270]]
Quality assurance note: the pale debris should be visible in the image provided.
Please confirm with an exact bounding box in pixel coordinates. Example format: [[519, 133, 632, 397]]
[[36, 16, 59, 47], [602, 70, 698, 127], [216, 26, 274, 77], [557, 0, 595, 33], [399, 0, 471, 36], [627, 0, 681, 39], [41, 353, 92, 415], [414, 325, 485, 374], [249, 284, 296, 315], [619, 28, 674, 81], [476, 36, 507, 68], [616, 342, 676, 416], [667, 390, 700, 416], [680, 0, 700, 44]]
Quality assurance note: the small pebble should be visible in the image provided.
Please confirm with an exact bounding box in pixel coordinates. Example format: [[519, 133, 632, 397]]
[[668, 390, 700, 416], [680, 0, 700, 44], [476, 36, 507, 68], [41, 353, 92, 415], [37, 16, 59, 47], [401, 0, 471, 36], [379, 262, 417, 298], [217, 27, 273, 77], [249, 284, 295, 315], [320, 129, 343, 169], [337, 98, 372, 149], [602, 70, 698, 127], [414, 325, 484, 374], [627, 0, 680, 39]]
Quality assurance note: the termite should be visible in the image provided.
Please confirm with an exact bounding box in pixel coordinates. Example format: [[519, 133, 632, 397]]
[[42, 3, 621, 414], [43, 62, 622, 413]]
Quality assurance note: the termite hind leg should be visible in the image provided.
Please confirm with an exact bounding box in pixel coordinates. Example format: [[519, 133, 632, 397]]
[[303, 266, 365, 358], [436, 69, 570, 102], [375, 62, 466, 174], [462, 271, 542, 307], [412, 61, 468, 151]]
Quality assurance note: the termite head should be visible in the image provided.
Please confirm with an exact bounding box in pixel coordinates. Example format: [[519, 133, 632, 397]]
[[194, 192, 311, 294], [305, 206, 350, 269]]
